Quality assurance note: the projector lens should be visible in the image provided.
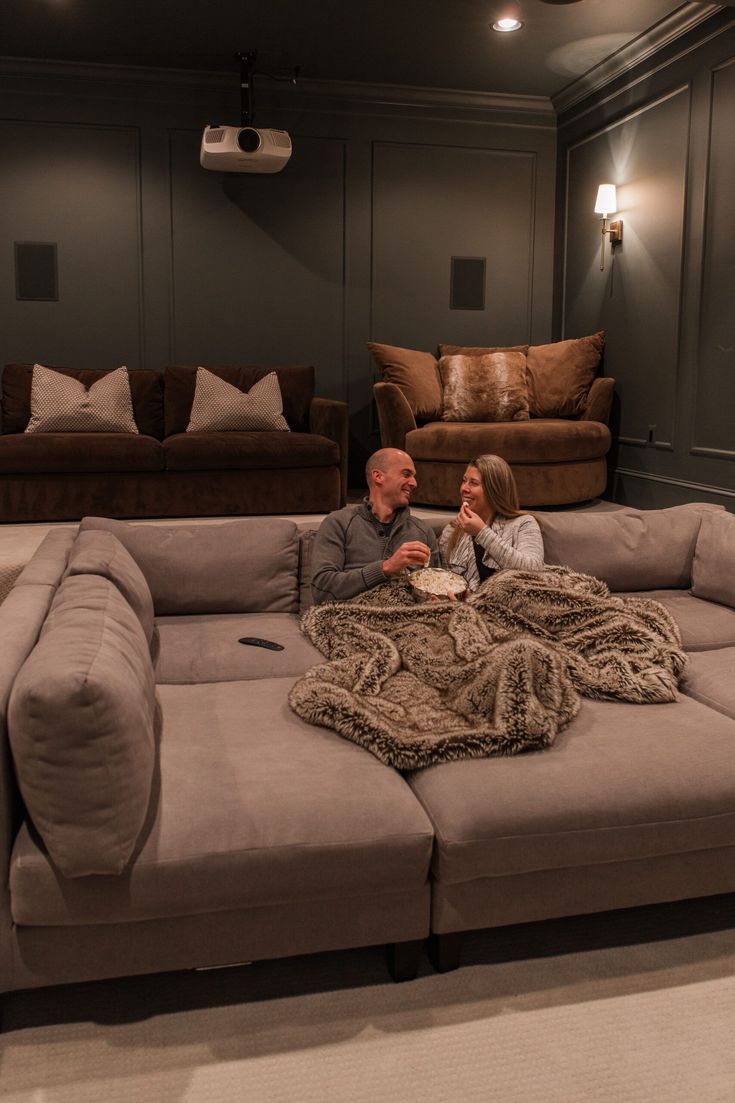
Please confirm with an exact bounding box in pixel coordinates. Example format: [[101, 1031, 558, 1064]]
[[237, 128, 261, 153]]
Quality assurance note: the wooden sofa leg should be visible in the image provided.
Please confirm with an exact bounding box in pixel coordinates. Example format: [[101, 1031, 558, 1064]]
[[428, 931, 464, 973], [386, 938, 423, 982]]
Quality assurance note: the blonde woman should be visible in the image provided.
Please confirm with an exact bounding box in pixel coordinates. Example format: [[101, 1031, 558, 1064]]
[[440, 454, 544, 590]]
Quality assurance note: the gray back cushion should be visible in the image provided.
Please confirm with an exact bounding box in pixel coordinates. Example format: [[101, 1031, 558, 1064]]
[[66, 529, 155, 643], [8, 574, 156, 878], [80, 517, 300, 615], [536, 503, 724, 591], [691, 510, 735, 608]]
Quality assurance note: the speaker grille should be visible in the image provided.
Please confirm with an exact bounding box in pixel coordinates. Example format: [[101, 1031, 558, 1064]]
[[205, 128, 226, 144], [450, 256, 485, 311], [15, 242, 58, 301]]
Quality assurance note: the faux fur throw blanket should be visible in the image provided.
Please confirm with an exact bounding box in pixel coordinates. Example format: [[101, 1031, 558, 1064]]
[[288, 567, 687, 769]]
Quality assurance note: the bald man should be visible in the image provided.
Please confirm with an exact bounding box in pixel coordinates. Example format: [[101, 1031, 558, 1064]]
[[310, 447, 439, 604]]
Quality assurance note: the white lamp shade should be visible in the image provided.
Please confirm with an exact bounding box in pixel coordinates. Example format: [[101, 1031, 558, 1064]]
[[594, 184, 617, 216]]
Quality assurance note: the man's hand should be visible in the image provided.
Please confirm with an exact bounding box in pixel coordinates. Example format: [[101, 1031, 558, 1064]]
[[382, 541, 432, 576], [457, 501, 487, 538]]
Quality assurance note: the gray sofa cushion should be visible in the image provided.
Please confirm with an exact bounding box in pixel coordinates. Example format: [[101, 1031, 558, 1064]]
[[537, 503, 723, 591], [80, 516, 299, 615], [407, 695, 735, 885], [680, 647, 735, 721], [691, 510, 735, 608], [8, 574, 156, 878], [617, 590, 735, 651], [13, 528, 75, 589], [9, 676, 433, 925], [153, 612, 322, 684], [66, 529, 155, 643]]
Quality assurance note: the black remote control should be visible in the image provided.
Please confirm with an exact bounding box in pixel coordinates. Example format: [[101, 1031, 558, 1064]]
[[238, 637, 285, 651]]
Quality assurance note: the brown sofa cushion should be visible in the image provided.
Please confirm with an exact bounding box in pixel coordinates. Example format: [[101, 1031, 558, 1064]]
[[0, 431, 165, 473], [439, 352, 529, 422], [526, 332, 604, 417], [439, 343, 529, 357], [368, 343, 443, 422], [25, 364, 138, 434], [407, 419, 610, 464], [7, 574, 156, 878], [2, 363, 165, 438], [691, 510, 735, 608], [65, 529, 155, 643], [163, 431, 338, 471], [163, 364, 314, 435], [537, 503, 722, 591], [80, 516, 300, 614], [187, 368, 289, 432]]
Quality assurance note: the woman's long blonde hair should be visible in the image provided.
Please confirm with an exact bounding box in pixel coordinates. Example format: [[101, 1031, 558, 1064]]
[[446, 454, 523, 558]]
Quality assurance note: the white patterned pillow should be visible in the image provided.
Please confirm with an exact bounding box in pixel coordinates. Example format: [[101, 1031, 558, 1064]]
[[186, 367, 290, 432], [25, 364, 139, 434]]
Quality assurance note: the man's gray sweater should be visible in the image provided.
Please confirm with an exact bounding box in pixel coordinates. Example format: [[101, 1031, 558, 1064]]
[[311, 498, 440, 604]]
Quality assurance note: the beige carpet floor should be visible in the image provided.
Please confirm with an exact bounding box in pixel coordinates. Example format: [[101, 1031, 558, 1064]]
[[2, 895, 735, 1102]]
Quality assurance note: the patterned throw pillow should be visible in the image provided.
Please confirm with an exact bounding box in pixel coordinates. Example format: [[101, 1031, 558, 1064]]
[[25, 364, 139, 433], [440, 352, 530, 422], [186, 367, 290, 432]]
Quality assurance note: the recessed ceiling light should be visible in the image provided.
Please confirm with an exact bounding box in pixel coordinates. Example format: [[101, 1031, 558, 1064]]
[[493, 17, 524, 32]]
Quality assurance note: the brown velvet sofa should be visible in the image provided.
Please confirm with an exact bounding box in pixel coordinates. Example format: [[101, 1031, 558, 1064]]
[[0, 363, 348, 522], [1, 501, 735, 1018], [371, 336, 613, 508]]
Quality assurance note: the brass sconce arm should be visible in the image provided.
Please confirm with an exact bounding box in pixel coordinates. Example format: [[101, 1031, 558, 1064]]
[[600, 217, 623, 271]]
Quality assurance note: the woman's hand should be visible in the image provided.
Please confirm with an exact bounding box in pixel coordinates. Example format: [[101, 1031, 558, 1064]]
[[457, 501, 486, 538]]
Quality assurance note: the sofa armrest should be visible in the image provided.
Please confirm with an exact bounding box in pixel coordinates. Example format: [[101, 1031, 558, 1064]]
[[309, 397, 349, 507], [373, 382, 417, 451], [581, 377, 614, 424]]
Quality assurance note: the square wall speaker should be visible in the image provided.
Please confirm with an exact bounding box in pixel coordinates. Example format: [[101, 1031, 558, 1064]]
[[450, 256, 485, 311], [15, 242, 58, 301]]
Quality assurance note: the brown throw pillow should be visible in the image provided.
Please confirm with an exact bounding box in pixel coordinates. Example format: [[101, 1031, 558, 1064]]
[[368, 342, 443, 421], [186, 367, 289, 432], [439, 352, 530, 422], [25, 364, 138, 433], [439, 343, 529, 357], [526, 332, 604, 418]]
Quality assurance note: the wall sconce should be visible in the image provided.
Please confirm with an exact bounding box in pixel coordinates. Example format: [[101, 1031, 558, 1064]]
[[594, 184, 622, 271]]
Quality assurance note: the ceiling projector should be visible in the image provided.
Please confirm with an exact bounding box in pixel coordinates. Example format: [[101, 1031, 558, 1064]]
[[200, 125, 292, 173]]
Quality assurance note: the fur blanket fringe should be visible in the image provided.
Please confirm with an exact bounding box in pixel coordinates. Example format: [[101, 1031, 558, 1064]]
[[288, 567, 687, 769]]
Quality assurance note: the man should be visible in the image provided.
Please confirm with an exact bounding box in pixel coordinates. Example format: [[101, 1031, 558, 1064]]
[[311, 447, 439, 604]]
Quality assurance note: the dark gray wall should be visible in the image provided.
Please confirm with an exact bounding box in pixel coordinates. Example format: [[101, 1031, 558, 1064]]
[[557, 18, 735, 510], [0, 65, 556, 483]]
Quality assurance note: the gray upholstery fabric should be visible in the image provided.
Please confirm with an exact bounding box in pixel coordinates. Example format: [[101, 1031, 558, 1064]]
[[66, 529, 155, 643], [13, 529, 75, 589], [407, 695, 735, 884], [681, 647, 735, 720], [11, 888, 430, 990], [298, 526, 318, 613], [430, 845, 735, 934], [617, 589, 735, 651], [691, 509, 735, 608], [8, 575, 156, 878], [80, 516, 300, 615], [153, 612, 322, 684], [536, 503, 723, 591], [10, 677, 433, 926]]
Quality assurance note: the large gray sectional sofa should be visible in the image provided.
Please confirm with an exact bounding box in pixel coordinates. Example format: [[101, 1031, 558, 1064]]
[[1, 501, 734, 1021]]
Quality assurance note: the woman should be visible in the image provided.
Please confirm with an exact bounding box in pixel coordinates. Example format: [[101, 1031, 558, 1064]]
[[440, 454, 544, 590]]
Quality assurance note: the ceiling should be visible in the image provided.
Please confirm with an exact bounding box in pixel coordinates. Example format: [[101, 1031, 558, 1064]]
[[0, 1, 727, 99]]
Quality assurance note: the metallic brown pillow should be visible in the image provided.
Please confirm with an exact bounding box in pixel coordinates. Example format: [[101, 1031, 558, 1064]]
[[439, 352, 530, 422], [368, 342, 443, 422], [526, 332, 604, 418]]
